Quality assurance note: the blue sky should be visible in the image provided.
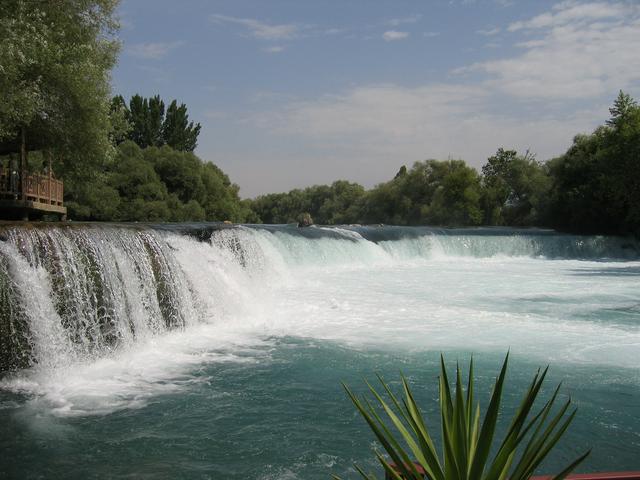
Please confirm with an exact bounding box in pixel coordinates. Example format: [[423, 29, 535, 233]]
[[113, 0, 640, 197]]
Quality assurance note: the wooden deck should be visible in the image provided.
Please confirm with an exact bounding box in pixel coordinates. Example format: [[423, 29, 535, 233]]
[[0, 166, 66, 220]]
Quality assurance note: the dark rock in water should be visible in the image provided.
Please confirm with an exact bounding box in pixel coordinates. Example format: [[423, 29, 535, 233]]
[[297, 212, 313, 228]]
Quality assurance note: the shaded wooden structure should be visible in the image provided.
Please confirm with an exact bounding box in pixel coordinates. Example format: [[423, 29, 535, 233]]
[[0, 128, 67, 221], [0, 166, 66, 221]]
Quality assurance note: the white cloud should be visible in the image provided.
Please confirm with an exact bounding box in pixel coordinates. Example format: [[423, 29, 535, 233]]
[[242, 82, 603, 194], [262, 45, 285, 54], [388, 14, 422, 27], [423, 31, 441, 38], [127, 41, 184, 60], [383, 30, 409, 41], [465, 1, 640, 99], [508, 0, 632, 31], [477, 27, 500, 36], [258, 84, 487, 139], [324, 27, 346, 35], [213, 1, 640, 195], [211, 14, 298, 40]]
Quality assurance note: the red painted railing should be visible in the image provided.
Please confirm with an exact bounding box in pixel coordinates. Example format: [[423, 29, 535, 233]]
[[385, 464, 640, 480], [533, 473, 640, 480]]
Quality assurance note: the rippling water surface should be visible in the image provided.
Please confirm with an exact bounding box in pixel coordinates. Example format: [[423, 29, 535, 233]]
[[0, 224, 638, 478]]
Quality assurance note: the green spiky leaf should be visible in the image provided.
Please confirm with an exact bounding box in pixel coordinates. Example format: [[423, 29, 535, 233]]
[[339, 353, 589, 480]]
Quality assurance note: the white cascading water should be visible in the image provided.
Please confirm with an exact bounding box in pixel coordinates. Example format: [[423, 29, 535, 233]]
[[0, 224, 639, 416]]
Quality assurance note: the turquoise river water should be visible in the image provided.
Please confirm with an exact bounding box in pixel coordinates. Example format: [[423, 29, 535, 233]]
[[0, 224, 638, 479]]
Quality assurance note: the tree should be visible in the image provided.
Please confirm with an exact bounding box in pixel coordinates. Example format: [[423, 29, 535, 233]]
[[604, 92, 640, 234], [127, 94, 165, 149], [67, 141, 254, 223], [145, 146, 206, 204], [547, 91, 640, 235], [318, 181, 366, 224], [119, 95, 201, 151], [606, 90, 638, 128], [162, 100, 201, 151], [0, 0, 120, 178], [545, 132, 612, 233], [250, 181, 366, 225], [394, 165, 407, 179], [109, 95, 132, 145], [481, 148, 550, 226], [423, 160, 482, 226], [360, 160, 482, 226]]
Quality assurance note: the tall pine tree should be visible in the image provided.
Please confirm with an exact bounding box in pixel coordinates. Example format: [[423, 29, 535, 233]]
[[118, 95, 201, 151]]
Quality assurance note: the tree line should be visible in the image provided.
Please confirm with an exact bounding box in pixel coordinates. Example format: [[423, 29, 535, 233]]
[[249, 91, 640, 237], [1, 1, 638, 235], [0, 1, 252, 223], [64, 93, 255, 222]]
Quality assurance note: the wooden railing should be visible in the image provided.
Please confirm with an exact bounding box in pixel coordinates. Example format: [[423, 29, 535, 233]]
[[533, 473, 640, 480], [385, 464, 640, 480], [0, 166, 63, 206], [23, 171, 64, 205], [0, 167, 8, 195]]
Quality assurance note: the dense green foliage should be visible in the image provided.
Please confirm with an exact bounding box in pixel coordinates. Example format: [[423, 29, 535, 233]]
[[249, 160, 498, 227], [66, 141, 255, 222], [113, 94, 202, 151], [0, 3, 637, 235], [0, 0, 254, 223], [547, 91, 640, 235], [338, 354, 588, 480], [250, 161, 483, 227], [0, 0, 119, 177], [86, 90, 639, 230], [360, 160, 482, 226], [250, 92, 640, 236], [250, 181, 365, 224], [481, 149, 551, 227], [63, 93, 229, 222]]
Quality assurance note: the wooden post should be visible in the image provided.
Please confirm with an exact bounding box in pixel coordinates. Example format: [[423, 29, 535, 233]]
[[20, 127, 26, 200], [48, 151, 53, 204]]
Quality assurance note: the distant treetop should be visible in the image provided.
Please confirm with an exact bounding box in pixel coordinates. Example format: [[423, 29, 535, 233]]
[[112, 94, 202, 152]]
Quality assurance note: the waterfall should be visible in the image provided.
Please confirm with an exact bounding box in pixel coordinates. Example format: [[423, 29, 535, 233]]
[[0, 225, 201, 372], [0, 223, 638, 374]]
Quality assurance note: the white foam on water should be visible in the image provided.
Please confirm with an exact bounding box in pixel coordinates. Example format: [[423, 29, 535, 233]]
[[1, 324, 273, 416], [261, 255, 640, 368], [1, 226, 639, 416]]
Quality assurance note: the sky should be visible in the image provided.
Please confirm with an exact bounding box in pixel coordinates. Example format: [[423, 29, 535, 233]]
[[113, 0, 640, 198]]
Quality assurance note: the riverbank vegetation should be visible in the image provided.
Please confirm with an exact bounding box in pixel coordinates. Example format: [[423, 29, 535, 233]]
[[250, 91, 640, 237], [65, 94, 255, 222], [1, 1, 639, 235], [0, 1, 253, 223]]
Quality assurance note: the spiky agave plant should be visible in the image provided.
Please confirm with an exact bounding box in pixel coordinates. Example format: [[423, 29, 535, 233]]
[[337, 353, 590, 480]]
